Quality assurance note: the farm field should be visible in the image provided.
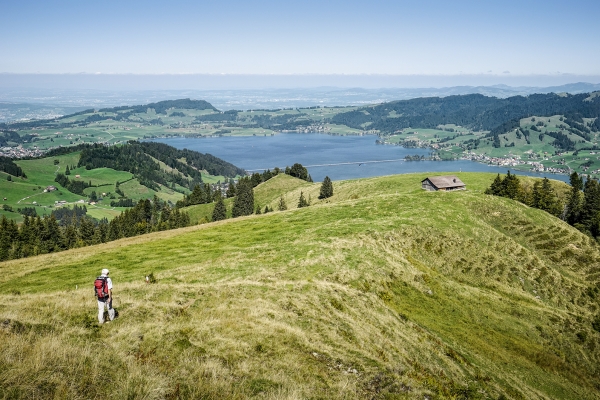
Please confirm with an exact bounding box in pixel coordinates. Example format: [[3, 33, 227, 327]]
[[0, 140, 240, 223]]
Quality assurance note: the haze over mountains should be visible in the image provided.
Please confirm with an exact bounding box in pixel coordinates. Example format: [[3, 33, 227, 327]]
[[2, 82, 600, 122]]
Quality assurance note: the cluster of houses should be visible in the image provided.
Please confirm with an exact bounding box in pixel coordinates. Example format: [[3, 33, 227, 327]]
[[281, 124, 330, 134], [0, 146, 44, 158], [464, 152, 570, 174]]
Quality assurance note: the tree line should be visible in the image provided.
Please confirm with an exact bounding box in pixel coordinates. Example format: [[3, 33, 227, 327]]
[[485, 171, 600, 238], [76, 141, 244, 193], [0, 130, 35, 147], [213, 171, 333, 222], [331, 93, 600, 138], [0, 156, 26, 178], [98, 98, 217, 115], [0, 196, 189, 262], [54, 173, 92, 195]]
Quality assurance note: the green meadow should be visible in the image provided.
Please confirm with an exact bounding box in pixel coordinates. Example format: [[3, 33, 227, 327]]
[[1, 172, 598, 399], [1, 148, 239, 223]]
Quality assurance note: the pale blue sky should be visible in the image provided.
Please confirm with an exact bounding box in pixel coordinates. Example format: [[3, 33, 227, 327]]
[[1, 0, 599, 78]]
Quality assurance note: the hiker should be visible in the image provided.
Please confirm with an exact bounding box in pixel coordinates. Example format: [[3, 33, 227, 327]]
[[94, 268, 115, 324]]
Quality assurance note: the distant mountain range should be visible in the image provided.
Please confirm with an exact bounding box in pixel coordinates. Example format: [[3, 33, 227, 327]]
[[376, 82, 600, 99]]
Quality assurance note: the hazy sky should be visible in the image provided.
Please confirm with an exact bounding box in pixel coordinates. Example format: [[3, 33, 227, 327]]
[[1, 0, 599, 77]]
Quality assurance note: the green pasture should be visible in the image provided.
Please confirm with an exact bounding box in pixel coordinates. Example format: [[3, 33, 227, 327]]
[[85, 205, 129, 221], [68, 167, 133, 187], [17, 152, 80, 184], [0, 175, 84, 210], [0, 208, 23, 223], [0, 172, 597, 398], [386, 128, 462, 143], [324, 123, 364, 135]]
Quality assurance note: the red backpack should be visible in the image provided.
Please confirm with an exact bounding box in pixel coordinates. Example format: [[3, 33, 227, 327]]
[[94, 276, 109, 299]]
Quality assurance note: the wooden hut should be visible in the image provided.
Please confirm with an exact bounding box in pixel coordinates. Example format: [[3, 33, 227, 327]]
[[421, 176, 466, 191]]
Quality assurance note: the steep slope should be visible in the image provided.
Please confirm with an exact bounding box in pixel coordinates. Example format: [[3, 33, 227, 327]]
[[0, 173, 599, 399]]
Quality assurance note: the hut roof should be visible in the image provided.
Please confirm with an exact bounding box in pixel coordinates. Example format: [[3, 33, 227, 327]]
[[421, 175, 465, 188]]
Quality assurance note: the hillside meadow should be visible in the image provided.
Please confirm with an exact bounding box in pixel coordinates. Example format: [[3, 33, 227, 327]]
[[0, 172, 599, 399]]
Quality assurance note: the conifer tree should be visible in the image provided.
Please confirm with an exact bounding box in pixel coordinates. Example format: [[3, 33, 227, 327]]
[[203, 183, 212, 203], [298, 191, 309, 208], [502, 171, 522, 200], [98, 221, 108, 243], [582, 178, 600, 230], [41, 215, 64, 253], [65, 165, 70, 175], [63, 220, 78, 249], [565, 172, 584, 225], [532, 178, 562, 217], [91, 227, 103, 245], [188, 184, 204, 205], [212, 196, 227, 221], [79, 218, 95, 245], [278, 195, 287, 211], [319, 176, 334, 199], [485, 174, 503, 196], [226, 181, 236, 198], [0, 216, 11, 261], [232, 178, 254, 217], [251, 173, 263, 188]]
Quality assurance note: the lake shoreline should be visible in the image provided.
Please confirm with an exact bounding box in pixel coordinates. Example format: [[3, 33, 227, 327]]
[[148, 133, 571, 183]]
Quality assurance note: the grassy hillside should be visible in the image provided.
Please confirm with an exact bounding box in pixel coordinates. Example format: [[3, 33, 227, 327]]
[[1, 172, 599, 399], [0, 143, 243, 223]]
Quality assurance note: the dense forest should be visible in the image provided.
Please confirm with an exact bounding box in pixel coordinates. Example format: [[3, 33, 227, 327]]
[[193, 110, 316, 131], [0, 130, 35, 146], [194, 110, 239, 122], [248, 113, 312, 131], [0, 197, 189, 262], [136, 141, 244, 178], [54, 173, 91, 195], [76, 141, 244, 191], [331, 93, 600, 138], [0, 156, 26, 177], [98, 98, 217, 115]]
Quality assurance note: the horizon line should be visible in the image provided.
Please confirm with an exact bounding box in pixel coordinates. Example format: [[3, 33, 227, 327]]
[[2, 72, 600, 78]]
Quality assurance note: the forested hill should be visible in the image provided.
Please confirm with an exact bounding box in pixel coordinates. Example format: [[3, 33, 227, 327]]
[[0, 98, 217, 130], [331, 92, 600, 135], [96, 98, 217, 115], [76, 141, 244, 191]]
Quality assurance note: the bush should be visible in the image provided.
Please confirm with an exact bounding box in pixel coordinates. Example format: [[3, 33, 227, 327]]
[[146, 272, 157, 284], [592, 316, 600, 332]]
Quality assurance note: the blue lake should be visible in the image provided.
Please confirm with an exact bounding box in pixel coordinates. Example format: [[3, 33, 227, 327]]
[[151, 133, 569, 183]]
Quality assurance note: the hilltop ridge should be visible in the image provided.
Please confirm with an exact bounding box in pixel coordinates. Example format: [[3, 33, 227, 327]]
[[0, 172, 599, 399]]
